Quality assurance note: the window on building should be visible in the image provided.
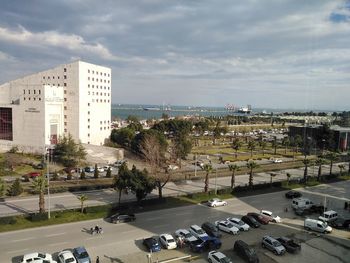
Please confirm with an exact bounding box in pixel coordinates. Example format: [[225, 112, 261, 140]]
[[88, 119, 90, 122], [64, 90, 67, 94], [64, 122, 67, 126], [100, 127, 102, 130], [64, 68, 67, 72], [28, 90, 31, 94], [39, 90, 41, 95], [64, 106, 67, 110], [58, 84, 60, 86], [48, 76, 50, 79], [88, 69, 90, 73], [23, 97, 26, 101], [64, 98, 67, 102], [88, 133, 90, 137], [88, 91, 90, 95], [34, 90, 36, 94], [92, 78, 94, 81], [88, 125, 90, 129], [58, 76, 60, 79], [104, 73, 106, 76], [92, 85, 94, 88], [64, 83, 67, 87], [92, 70, 94, 74], [64, 75, 67, 79], [108, 74, 110, 77], [64, 129, 67, 132], [28, 97, 31, 100], [39, 98, 41, 101], [88, 103, 90, 106], [64, 115, 67, 119], [88, 111, 90, 114], [23, 90, 25, 94], [88, 77, 90, 80], [43, 76, 45, 79], [53, 76, 55, 79], [88, 84, 90, 88], [33, 98, 36, 101]]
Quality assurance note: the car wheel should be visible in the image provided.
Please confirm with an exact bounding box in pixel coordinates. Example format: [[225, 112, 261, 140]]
[[305, 227, 310, 231], [208, 259, 212, 263], [240, 228, 244, 231], [213, 204, 216, 207], [223, 203, 227, 206], [274, 250, 278, 255]]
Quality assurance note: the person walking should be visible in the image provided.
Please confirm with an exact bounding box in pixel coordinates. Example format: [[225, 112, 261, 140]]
[[96, 256, 100, 263]]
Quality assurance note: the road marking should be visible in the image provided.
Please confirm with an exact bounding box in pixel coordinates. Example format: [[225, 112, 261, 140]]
[[45, 232, 66, 237], [48, 241, 68, 247], [10, 237, 35, 242], [6, 248, 29, 254]]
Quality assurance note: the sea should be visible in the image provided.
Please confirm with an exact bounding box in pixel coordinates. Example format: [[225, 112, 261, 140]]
[[111, 104, 285, 120]]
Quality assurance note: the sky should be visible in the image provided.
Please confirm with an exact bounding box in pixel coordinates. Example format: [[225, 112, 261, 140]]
[[0, 0, 349, 111]]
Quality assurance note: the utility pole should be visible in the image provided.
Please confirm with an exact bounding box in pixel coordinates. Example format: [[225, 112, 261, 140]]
[[194, 154, 197, 177], [46, 146, 51, 219], [215, 168, 217, 195]]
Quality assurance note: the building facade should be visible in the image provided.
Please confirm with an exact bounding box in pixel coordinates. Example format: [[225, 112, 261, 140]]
[[0, 60, 111, 153]]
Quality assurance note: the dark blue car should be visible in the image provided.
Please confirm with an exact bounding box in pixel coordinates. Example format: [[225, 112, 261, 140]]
[[189, 236, 221, 253], [143, 237, 161, 252], [73, 246, 91, 263]]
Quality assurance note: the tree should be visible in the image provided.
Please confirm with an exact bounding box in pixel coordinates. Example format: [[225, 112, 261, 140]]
[[7, 178, 23, 196], [271, 136, 278, 155], [231, 138, 242, 159], [54, 134, 86, 167], [106, 167, 112, 178], [66, 171, 72, 180], [140, 133, 168, 199], [80, 170, 86, 180], [246, 161, 259, 187], [203, 164, 213, 193], [270, 173, 277, 186], [259, 141, 267, 156], [94, 164, 99, 179], [282, 137, 290, 154], [114, 163, 131, 206], [110, 128, 135, 147], [129, 166, 155, 203], [326, 152, 338, 177], [294, 135, 303, 155], [131, 129, 168, 155], [0, 178, 5, 197], [338, 164, 345, 176], [286, 173, 291, 186], [315, 158, 326, 181], [247, 140, 256, 157], [348, 152, 350, 174], [32, 174, 47, 214], [228, 164, 240, 188], [172, 134, 192, 167], [302, 158, 311, 184], [77, 194, 88, 213]]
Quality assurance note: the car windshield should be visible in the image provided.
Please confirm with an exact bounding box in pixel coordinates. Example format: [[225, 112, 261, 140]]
[[196, 229, 205, 234], [77, 252, 89, 258], [38, 253, 46, 258], [220, 257, 231, 263], [66, 258, 75, 263], [238, 220, 244, 226], [226, 223, 234, 228], [184, 233, 191, 238], [273, 241, 281, 247], [168, 238, 175, 243]]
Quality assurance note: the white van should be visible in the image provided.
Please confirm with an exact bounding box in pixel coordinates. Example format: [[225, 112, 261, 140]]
[[304, 218, 332, 233], [292, 198, 314, 210], [319, 210, 338, 223]]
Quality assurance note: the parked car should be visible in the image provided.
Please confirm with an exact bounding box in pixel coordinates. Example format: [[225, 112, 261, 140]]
[[97, 167, 105, 173], [58, 250, 77, 263], [291, 198, 314, 210], [208, 250, 232, 263], [84, 167, 95, 173], [227, 217, 250, 231], [27, 172, 41, 179], [310, 204, 326, 214], [285, 190, 302, 199], [319, 210, 338, 223], [189, 236, 221, 252], [273, 159, 283, 163], [241, 215, 261, 228], [159, 234, 177, 249], [260, 210, 282, 223], [233, 240, 259, 263], [114, 160, 127, 167], [247, 212, 269, 225], [168, 164, 179, 170], [143, 237, 161, 252], [276, 237, 301, 253], [201, 222, 222, 238], [72, 247, 91, 263], [330, 218, 350, 229], [207, 198, 227, 207], [189, 225, 209, 240], [215, 220, 239, 235], [64, 167, 76, 174], [108, 213, 135, 224], [103, 165, 113, 172], [304, 218, 332, 233], [261, 236, 286, 255], [174, 229, 197, 243], [21, 253, 56, 263]]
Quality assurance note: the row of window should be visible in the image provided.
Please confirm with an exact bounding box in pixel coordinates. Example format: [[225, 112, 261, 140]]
[[23, 89, 41, 95], [87, 84, 110, 90], [87, 77, 110, 83], [87, 92, 110, 96], [43, 75, 67, 80], [92, 99, 110, 103], [87, 69, 110, 77], [23, 97, 41, 101]]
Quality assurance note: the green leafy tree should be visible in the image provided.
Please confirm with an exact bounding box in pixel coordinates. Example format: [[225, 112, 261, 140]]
[[32, 174, 47, 214], [203, 164, 213, 193], [0, 178, 5, 197], [130, 166, 155, 203], [172, 134, 192, 167], [228, 164, 240, 188], [77, 194, 88, 213], [286, 173, 291, 186], [326, 152, 338, 177], [131, 129, 168, 155], [315, 158, 326, 181], [259, 140, 267, 156], [247, 140, 256, 157], [110, 128, 135, 147], [246, 161, 259, 187], [54, 134, 86, 167], [7, 178, 23, 196], [126, 115, 139, 123], [293, 135, 303, 156], [302, 158, 311, 184], [80, 170, 86, 180], [114, 163, 131, 206], [94, 164, 99, 179], [106, 167, 112, 178], [231, 138, 242, 159]]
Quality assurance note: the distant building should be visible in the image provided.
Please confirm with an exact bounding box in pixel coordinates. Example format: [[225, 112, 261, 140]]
[[0, 60, 111, 153]]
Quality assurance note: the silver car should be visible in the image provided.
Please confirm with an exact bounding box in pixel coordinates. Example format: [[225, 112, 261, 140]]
[[262, 236, 286, 255]]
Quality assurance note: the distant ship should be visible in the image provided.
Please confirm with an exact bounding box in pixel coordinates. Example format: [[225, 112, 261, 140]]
[[143, 107, 161, 111], [225, 104, 252, 114]]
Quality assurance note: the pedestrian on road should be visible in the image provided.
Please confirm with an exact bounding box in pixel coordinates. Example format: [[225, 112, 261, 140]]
[[96, 256, 100, 263]]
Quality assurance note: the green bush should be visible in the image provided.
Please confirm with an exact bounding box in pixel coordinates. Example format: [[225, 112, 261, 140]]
[[50, 187, 68, 194], [7, 178, 23, 196], [29, 213, 48, 221], [84, 205, 110, 214], [0, 216, 17, 225]]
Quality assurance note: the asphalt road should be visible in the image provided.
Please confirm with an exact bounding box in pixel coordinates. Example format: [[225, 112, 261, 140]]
[[0, 162, 347, 217], [1, 181, 350, 263]]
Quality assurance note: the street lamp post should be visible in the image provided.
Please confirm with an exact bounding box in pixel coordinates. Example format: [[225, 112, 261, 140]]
[[215, 168, 217, 195], [46, 146, 51, 219]]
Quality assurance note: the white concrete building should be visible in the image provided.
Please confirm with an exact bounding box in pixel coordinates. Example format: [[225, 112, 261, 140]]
[[0, 60, 111, 153]]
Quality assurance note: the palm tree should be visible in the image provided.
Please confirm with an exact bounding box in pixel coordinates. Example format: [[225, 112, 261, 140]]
[[292, 135, 303, 158], [231, 138, 242, 159], [271, 136, 278, 155], [77, 194, 88, 213], [270, 173, 276, 186], [203, 164, 213, 193], [302, 158, 311, 184], [246, 161, 259, 187], [228, 164, 240, 189], [326, 152, 338, 177], [259, 141, 267, 156], [286, 173, 291, 186], [32, 174, 47, 214], [315, 158, 326, 182], [282, 137, 290, 154], [247, 140, 256, 157], [338, 164, 345, 176]]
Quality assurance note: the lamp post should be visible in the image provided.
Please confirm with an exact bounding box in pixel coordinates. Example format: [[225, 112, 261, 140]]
[[46, 146, 52, 219]]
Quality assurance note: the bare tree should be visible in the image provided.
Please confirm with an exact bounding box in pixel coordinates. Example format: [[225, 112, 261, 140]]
[[140, 134, 169, 199]]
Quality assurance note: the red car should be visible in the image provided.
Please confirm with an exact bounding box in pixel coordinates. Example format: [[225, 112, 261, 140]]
[[247, 212, 270, 225], [27, 172, 41, 178]]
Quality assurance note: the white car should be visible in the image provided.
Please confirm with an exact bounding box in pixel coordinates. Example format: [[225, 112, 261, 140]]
[[97, 167, 105, 173], [21, 253, 57, 263], [174, 229, 197, 243], [208, 250, 232, 263], [58, 250, 77, 263], [103, 165, 113, 172], [207, 198, 227, 207], [215, 220, 239, 235], [273, 159, 283, 163], [261, 210, 282, 223], [168, 164, 179, 170], [189, 224, 209, 240], [159, 233, 177, 249], [226, 217, 250, 231]]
